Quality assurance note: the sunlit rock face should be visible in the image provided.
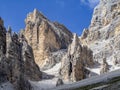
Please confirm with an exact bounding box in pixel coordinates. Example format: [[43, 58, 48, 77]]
[[60, 34, 94, 82], [80, 0, 120, 66], [24, 9, 73, 68], [81, 0, 120, 43], [1, 0, 120, 88]]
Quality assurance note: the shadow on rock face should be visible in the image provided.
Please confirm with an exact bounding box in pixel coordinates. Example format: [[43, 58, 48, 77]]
[[42, 72, 55, 80]]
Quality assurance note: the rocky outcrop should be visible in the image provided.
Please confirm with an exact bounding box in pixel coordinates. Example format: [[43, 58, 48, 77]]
[[1, 0, 120, 88], [80, 0, 120, 68], [19, 33, 41, 81], [81, 0, 120, 42], [0, 17, 42, 90], [84, 0, 120, 42], [0, 55, 8, 84], [24, 9, 72, 68], [42, 49, 66, 70], [6, 29, 22, 89], [0, 17, 7, 84], [6, 29, 41, 90], [60, 34, 94, 82], [56, 78, 64, 86], [100, 58, 109, 74], [0, 17, 6, 54]]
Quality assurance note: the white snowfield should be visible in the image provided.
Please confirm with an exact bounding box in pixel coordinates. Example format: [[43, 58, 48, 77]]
[[44, 62, 61, 76], [30, 62, 62, 90], [52, 69, 120, 90], [30, 60, 120, 90], [30, 78, 58, 90], [1, 64, 120, 90], [0, 82, 14, 90]]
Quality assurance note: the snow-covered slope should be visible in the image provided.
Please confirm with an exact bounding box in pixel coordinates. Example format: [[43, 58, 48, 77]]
[[30, 62, 62, 90], [0, 82, 14, 90], [30, 60, 120, 90], [52, 69, 120, 90], [87, 39, 120, 76]]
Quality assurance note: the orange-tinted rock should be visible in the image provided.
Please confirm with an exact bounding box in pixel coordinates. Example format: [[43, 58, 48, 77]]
[[24, 9, 72, 68]]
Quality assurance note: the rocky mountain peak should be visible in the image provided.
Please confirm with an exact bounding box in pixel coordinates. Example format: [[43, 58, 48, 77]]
[[68, 33, 81, 55], [34, 8, 47, 19], [90, 0, 120, 31], [80, 0, 120, 44], [25, 9, 48, 25], [80, 0, 120, 75], [24, 9, 72, 68], [60, 34, 94, 82], [0, 18, 42, 90], [1, 0, 120, 89], [33, 9, 46, 19], [72, 33, 80, 46], [0, 17, 4, 26], [7, 26, 12, 33]]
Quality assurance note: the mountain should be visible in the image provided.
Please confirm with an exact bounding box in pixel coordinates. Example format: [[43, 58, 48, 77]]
[[0, 17, 41, 90], [0, 0, 120, 90], [0, 9, 95, 89], [60, 33, 93, 82], [24, 9, 73, 69], [80, 0, 120, 73]]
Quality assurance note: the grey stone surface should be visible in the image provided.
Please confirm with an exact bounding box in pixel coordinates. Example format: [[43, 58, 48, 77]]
[[60, 34, 94, 82], [0, 17, 42, 90]]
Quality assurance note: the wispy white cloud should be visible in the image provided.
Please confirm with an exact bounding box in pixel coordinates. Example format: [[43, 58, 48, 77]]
[[80, 0, 100, 8], [56, 0, 65, 8]]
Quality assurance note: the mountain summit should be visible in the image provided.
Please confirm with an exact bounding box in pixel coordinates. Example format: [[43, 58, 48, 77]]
[[80, 0, 120, 68], [24, 9, 73, 68], [0, 0, 120, 89]]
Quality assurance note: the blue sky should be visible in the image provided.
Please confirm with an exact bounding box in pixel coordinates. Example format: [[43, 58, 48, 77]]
[[0, 0, 99, 35]]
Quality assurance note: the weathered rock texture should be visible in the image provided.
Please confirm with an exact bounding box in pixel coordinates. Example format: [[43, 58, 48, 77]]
[[24, 9, 72, 68], [56, 78, 64, 86], [100, 58, 109, 74], [42, 49, 66, 70], [0, 17, 6, 54], [80, 0, 120, 66], [2, 1, 120, 88], [0, 17, 7, 84], [60, 34, 94, 82], [0, 18, 41, 90]]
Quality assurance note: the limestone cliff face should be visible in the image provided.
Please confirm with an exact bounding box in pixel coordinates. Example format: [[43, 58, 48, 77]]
[[60, 34, 94, 82], [6, 30, 42, 90], [80, 0, 120, 66], [0, 18, 42, 90], [24, 9, 72, 68], [81, 0, 120, 43]]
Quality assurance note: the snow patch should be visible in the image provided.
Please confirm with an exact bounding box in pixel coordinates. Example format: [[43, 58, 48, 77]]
[[30, 62, 62, 90], [53, 69, 120, 90], [0, 82, 14, 90]]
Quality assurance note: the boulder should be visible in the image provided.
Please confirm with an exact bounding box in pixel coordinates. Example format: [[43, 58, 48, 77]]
[[56, 78, 64, 86]]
